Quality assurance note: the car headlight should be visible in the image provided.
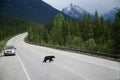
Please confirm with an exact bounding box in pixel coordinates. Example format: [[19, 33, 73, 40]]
[[4, 50, 8, 53], [10, 49, 14, 53]]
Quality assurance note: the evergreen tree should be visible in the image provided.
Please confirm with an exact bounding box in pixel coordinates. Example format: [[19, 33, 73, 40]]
[[93, 10, 101, 41], [111, 10, 120, 54], [80, 14, 94, 41], [50, 13, 65, 45], [28, 27, 34, 41], [25, 12, 119, 56], [62, 20, 69, 45]]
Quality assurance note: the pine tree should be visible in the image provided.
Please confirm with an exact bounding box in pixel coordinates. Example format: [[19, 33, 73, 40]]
[[28, 27, 34, 41], [111, 10, 120, 54], [93, 10, 101, 41], [50, 13, 65, 45]]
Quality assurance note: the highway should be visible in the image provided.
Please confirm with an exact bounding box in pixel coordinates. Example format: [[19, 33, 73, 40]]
[[0, 33, 120, 80]]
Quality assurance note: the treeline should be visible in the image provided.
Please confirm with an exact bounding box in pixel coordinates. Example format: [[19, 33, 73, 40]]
[[0, 16, 44, 52], [0, 16, 35, 41], [27, 11, 120, 55]]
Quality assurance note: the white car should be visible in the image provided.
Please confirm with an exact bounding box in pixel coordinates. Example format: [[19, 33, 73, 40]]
[[4, 45, 16, 56]]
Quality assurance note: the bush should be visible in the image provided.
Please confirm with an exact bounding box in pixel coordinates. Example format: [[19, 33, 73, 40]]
[[72, 36, 85, 49], [85, 38, 97, 51]]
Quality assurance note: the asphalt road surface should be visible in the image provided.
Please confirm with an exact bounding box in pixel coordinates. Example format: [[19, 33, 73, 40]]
[[0, 33, 120, 80]]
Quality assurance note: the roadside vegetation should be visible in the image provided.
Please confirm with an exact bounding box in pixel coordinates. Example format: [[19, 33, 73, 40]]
[[0, 16, 37, 53], [27, 11, 120, 60], [0, 35, 16, 53], [0, 11, 119, 61]]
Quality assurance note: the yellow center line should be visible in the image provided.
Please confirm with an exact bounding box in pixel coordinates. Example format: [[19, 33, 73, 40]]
[[55, 63, 91, 80]]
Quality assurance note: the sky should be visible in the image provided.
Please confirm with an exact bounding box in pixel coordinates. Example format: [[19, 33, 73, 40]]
[[42, 0, 120, 15]]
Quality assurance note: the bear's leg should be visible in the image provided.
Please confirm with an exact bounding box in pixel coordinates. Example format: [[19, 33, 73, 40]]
[[43, 58, 47, 63], [49, 59, 51, 62], [43, 59, 45, 63], [49, 58, 54, 62]]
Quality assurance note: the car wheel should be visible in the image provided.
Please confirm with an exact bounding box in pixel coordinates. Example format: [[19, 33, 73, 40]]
[[4, 54, 7, 56], [13, 54, 16, 56]]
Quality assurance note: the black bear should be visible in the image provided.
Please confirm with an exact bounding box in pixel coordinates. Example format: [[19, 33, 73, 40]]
[[43, 56, 55, 63]]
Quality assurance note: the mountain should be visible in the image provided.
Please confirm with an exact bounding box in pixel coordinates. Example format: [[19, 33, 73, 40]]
[[62, 3, 91, 19], [0, 0, 61, 23], [103, 7, 120, 22]]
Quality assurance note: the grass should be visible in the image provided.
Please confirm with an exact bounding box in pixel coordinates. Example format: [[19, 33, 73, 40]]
[[0, 34, 19, 53], [0, 39, 8, 53], [24, 36, 120, 62]]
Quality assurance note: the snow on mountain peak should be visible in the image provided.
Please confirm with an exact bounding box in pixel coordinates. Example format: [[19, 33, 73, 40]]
[[103, 7, 120, 22], [114, 7, 120, 10], [70, 3, 79, 8], [62, 3, 89, 19]]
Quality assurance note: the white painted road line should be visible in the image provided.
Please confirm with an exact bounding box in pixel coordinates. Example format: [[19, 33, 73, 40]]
[[16, 51, 31, 80]]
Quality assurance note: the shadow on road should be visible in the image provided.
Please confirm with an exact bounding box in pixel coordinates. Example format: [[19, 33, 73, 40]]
[[0, 54, 15, 57]]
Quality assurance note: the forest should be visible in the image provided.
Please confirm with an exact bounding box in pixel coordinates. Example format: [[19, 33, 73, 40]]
[[0, 11, 119, 56], [0, 16, 37, 52], [27, 11, 120, 56]]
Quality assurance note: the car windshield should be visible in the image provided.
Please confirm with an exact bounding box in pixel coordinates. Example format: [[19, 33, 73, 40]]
[[5, 46, 14, 49]]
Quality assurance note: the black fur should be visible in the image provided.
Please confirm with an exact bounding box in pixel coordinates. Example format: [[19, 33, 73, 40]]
[[43, 56, 55, 63]]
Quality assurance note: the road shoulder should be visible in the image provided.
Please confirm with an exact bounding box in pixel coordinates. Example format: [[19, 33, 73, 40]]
[[0, 53, 28, 80]]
